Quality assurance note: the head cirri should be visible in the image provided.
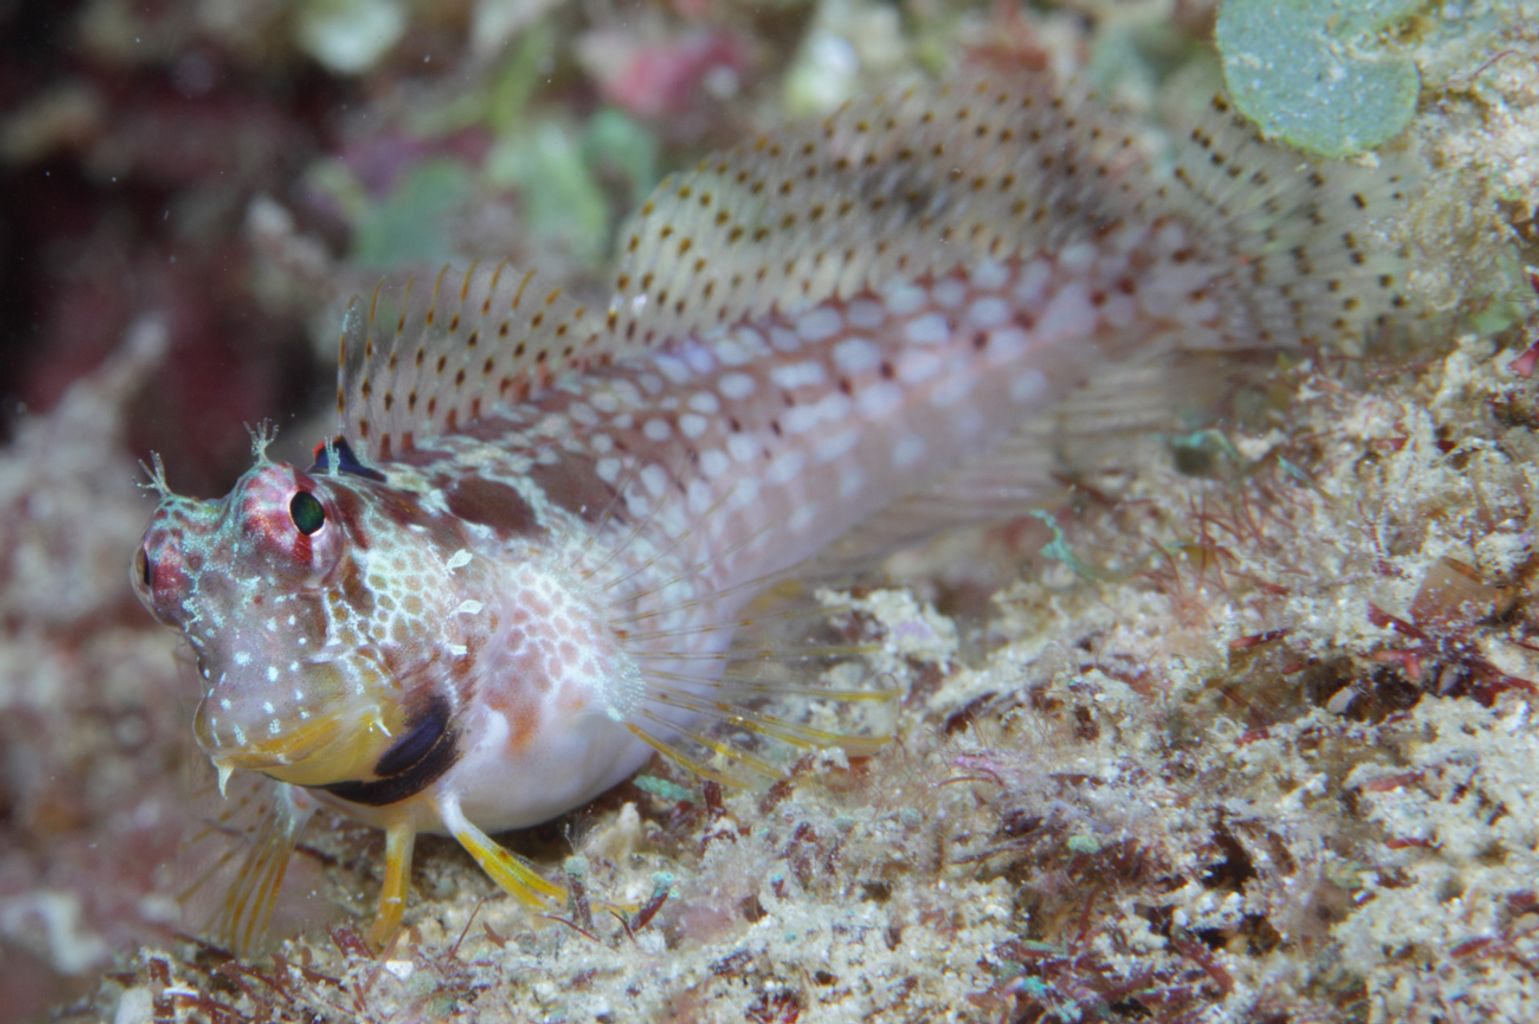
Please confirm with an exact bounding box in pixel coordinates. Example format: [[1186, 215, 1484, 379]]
[[132, 431, 471, 797]]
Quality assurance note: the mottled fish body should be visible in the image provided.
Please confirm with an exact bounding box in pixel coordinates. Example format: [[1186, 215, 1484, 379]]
[[133, 72, 1408, 947]]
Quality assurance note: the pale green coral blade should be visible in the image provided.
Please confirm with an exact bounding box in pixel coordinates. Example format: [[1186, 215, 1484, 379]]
[[1216, 0, 1422, 157]]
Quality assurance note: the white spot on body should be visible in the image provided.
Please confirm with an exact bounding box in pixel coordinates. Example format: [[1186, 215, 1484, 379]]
[[596, 457, 622, 484], [784, 403, 822, 434], [930, 370, 973, 408], [883, 280, 927, 316], [699, 449, 731, 478], [1015, 260, 1053, 308], [769, 361, 827, 390], [819, 391, 851, 422], [904, 312, 951, 346], [717, 328, 763, 366], [233, 651, 251, 667], [933, 278, 966, 308], [816, 428, 860, 464], [1059, 242, 1098, 273], [987, 326, 1031, 362], [655, 355, 691, 384], [965, 296, 1011, 330], [832, 337, 880, 375], [729, 475, 761, 507], [1036, 283, 1096, 341], [727, 433, 758, 463], [445, 549, 473, 571], [681, 343, 716, 375], [973, 259, 1009, 290], [766, 450, 806, 486], [641, 464, 669, 496], [846, 299, 885, 329], [1011, 368, 1050, 403], [679, 413, 709, 439], [898, 349, 945, 385], [643, 418, 671, 442], [769, 326, 802, 352], [796, 307, 842, 342], [718, 372, 756, 400], [611, 379, 643, 407], [857, 382, 904, 419]]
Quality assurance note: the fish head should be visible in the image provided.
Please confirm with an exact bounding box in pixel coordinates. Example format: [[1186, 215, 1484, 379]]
[[133, 439, 469, 793]]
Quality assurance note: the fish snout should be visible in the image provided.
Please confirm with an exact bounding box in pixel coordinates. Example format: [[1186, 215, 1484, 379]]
[[133, 498, 222, 627]]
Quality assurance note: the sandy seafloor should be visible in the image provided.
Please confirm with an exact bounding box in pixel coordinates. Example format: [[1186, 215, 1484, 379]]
[[3, 2, 1539, 1022]]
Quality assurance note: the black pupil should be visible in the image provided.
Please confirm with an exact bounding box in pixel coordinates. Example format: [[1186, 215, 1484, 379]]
[[290, 491, 326, 535]]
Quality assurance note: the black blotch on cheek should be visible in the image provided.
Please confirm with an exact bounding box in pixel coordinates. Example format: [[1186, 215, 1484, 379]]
[[316, 693, 459, 807], [375, 693, 450, 777]]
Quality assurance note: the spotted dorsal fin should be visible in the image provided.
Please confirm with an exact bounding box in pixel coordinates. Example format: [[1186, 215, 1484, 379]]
[[335, 262, 628, 460], [605, 69, 1408, 354], [603, 71, 1150, 348]]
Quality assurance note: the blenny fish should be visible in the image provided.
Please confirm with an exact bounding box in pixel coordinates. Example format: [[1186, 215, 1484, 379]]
[[132, 69, 1408, 949]]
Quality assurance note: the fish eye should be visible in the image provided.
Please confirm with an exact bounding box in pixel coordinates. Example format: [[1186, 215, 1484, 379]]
[[289, 491, 326, 535], [135, 546, 152, 587]]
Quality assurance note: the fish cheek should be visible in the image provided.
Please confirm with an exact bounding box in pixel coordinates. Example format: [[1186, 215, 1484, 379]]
[[338, 561, 376, 622], [318, 693, 460, 807]]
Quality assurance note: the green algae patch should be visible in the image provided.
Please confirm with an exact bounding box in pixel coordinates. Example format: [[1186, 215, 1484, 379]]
[[350, 159, 473, 270], [1216, 0, 1422, 157]]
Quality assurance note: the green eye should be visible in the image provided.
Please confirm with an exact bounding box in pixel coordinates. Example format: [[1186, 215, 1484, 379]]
[[289, 491, 326, 535]]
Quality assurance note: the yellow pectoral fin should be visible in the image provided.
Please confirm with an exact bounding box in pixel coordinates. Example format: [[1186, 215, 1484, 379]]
[[367, 820, 417, 952], [438, 798, 567, 909]]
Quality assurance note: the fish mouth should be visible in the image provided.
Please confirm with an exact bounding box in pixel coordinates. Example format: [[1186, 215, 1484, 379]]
[[207, 712, 342, 769], [206, 708, 399, 789]]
